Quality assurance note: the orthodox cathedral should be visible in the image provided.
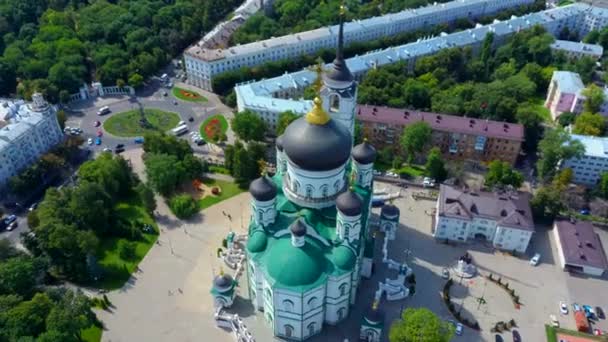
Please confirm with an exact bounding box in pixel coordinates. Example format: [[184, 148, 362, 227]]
[[241, 8, 379, 340]]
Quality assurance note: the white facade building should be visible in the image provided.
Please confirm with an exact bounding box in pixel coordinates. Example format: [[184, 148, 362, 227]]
[[0, 93, 63, 187], [236, 4, 608, 127], [550, 39, 604, 60], [433, 185, 535, 253], [185, 0, 536, 90], [562, 134, 608, 186]]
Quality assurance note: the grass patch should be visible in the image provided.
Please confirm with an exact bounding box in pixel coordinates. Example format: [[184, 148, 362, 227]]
[[81, 324, 102, 342], [200, 114, 229, 142], [103, 108, 180, 137], [394, 164, 426, 178], [172, 86, 207, 102], [209, 165, 230, 174], [94, 198, 158, 290], [545, 324, 602, 342], [198, 178, 245, 210], [557, 0, 573, 6]]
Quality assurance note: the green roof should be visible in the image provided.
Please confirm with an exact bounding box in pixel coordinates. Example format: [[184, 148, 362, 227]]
[[331, 245, 356, 271], [263, 237, 327, 289], [247, 230, 268, 253]]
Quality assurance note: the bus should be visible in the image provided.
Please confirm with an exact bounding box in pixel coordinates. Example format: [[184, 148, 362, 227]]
[[172, 124, 189, 136]]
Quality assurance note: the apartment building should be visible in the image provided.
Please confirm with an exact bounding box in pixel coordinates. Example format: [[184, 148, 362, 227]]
[[550, 39, 604, 60], [186, 0, 535, 90], [562, 134, 608, 186], [545, 70, 608, 120], [0, 93, 63, 187], [434, 185, 535, 253], [236, 4, 608, 122], [553, 219, 608, 277], [356, 105, 524, 165]]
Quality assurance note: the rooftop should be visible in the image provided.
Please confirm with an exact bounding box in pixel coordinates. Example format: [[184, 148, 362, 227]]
[[438, 184, 535, 231], [0, 98, 50, 144], [554, 219, 608, 271], [552, 70, 585, 94], [357, 105, 525, 141], [570, 134, 608, 158], [550, 39, 604, 57]]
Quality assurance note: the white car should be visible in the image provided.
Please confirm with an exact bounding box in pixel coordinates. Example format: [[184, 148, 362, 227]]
[[550, 314, 559, 327], [530, 253, 541, 266], [178, 120, 186, 126], [87, 138, 93, 145], [455, 323, 463, 336], [423, 177, 436, 187], [560, 301, 569, 315], [102, 147, 112, 153]]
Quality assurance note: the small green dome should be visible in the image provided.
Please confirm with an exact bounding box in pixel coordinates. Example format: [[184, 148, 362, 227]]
[[247, 231, 268, 253], [332, 245, 356, 271], [265, 238, 325, 288]]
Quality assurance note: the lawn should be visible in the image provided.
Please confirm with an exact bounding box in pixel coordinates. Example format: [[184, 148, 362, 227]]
[[209, 165, 230, 174], [103, 108, 180, 137], [172, 86, 207, 102], [94, 198, 159, 290], [81, 325, 102, 342], [198, 178, 245, 210], [394, 164, 426, 178], [200, 114, 229, 142]]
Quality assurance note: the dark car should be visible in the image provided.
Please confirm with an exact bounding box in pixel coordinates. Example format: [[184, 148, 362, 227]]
[[188, 117, 194, 122], [4, 215, 17, 225], [116, 144, 125, 149], [512, 329, 521, 342], [114, 148, 125, 154], [495, 335, 503, 342], [597, 306, 605, 319]]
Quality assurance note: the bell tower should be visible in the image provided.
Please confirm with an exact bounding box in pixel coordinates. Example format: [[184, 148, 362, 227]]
[[320, 3, 357, 140]]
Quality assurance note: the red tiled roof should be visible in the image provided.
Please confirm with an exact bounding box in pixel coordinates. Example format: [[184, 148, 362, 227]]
[[356, 105, 525, 141]]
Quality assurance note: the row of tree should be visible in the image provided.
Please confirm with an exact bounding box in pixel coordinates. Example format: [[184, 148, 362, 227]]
[[0, 0, 240, 101]]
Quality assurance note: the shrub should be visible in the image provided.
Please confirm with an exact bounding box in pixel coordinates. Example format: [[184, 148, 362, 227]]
[[211, 187, 221, 195], [118, 240, 137, 260], [168, 194, 198, 219]]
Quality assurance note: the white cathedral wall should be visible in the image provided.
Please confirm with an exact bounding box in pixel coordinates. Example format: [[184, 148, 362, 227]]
[[337, 213, 362, 243], [273, 285, 325, 340], [325, 273, 352, 324], [284, 161, 347, 207], [353, 160, 373, 189], [251, 198, 276, 227]]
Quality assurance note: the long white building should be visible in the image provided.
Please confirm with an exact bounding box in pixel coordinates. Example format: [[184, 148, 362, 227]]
[[235, 3, 608, 130], [185, 0, 536, 90], [0, 93, 64, 187], [563, 134, 608, 186]]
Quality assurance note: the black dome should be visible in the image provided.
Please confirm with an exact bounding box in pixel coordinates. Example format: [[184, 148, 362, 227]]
[[276, 135, 284, 151], [290, 219, 307, 237], [352, 141, 377, 164], [364, 305, 384, 324], [336, 190, 362, 216], [213, 274, 233, 289], [323, 59, 353, 88], [381, 204, 400, 217], [249, 176, 277, 201], [283, 117, 351, 171]]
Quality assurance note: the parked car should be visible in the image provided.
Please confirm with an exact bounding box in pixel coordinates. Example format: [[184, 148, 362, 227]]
[[596, 306, 605, 319], [28, 203, 38, 212], [188, 117, 194, 122], [573, 303, 581, 312], [4, 215, 17, 224], [177, 120, 186, 126], [550, 314, 559, 327], [115, 144, 124, 149], [6, 221, 17, 231], [114, 148, 125, 154], [455, 323, 463, 336], [102, 147, 112, 153], [560, 301, 569, 315], [94, 120, 101, 127], [96, 130, 103, 137], [512, 330, 521, 342], [423, 177, 436, 188], [162, 91, 168, 96], [95, 137, 102, 145], [87, 138, 93, 145], [530, 253, 541, 266], [97, 106, 111, 115], [134, 137, 144, 144]]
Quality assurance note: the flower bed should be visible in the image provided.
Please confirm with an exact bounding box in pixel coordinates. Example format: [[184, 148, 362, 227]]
[[172, 87, 207, 102], [200, 114, 228, 142], [442, 278, 481, 330]]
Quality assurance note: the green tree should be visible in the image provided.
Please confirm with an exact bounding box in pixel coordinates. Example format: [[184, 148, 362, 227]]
[[557, 111, 576, 127], [573, 112, 606, 136], [1, 292, 53, 338], [276, 110, 299, 135], [128, 73, 144, 88], [425, 147, 447, 182], [231, 110, 267, 141], [485, 160, 524, 189], [143, 132, 192, 159], [531, 185, 565, 221], [0, 256, 39, 297], [118, 240, 137, 260], [135, 183, 156, 213], [581, 84, 605, 113], [168, 194, 198, 219], [78, 153, 133, 199], [389, 307, 454, 342], [536, 128, 585, 182], [144, 153, 186, 196], [44, 290, 95, 341], [400, 122, 432, 164], [56, 110, 67, 130], [599, 172, 608, 199]]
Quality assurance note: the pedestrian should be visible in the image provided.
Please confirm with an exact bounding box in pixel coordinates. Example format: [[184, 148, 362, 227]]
[[222, 211, 226, 216], [178, 288, 183, 294]]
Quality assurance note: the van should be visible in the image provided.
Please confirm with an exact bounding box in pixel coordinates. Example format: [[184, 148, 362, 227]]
[[97, 106, 111, 115], [171, 124, 189, 136]]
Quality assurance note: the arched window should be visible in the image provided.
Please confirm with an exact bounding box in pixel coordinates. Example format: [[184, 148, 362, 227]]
[[337, 307, 346, 321], [257, 210, 264, 223], [305, 185, 313, 199], [307, 322, 316, 336], [293, 180, 300, 194], [284, 324, 294, 338], [307, 296, 318, 309], [321, 184, 329, 198], [282, 299, 294, 312], [330, 94, 340, 113], [339, 283, 349, 296], [333, 180, 341, 194], [265, 288, 272, 301]]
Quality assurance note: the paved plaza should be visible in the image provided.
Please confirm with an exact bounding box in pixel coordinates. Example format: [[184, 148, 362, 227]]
[[97, 179, 608, 341]]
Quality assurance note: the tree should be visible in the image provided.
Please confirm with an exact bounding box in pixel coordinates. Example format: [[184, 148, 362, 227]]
[[144, 153, 186, 196], [600, 172, 608, 199], [573, 112, 606, 136], [389, 307, 454, 342], [128, 73, 144, 88], [536, 128, 585, 182], [0, 256, 40, 297], [168, 194, 198, 219], [400, 122, 432, 164], [135, 183, 156, 213], [531, 185, 565, 221], [553, 168, 573, 189], [44, 289, 95, 341], [557, 112, 576, 127], [276, 110, 299, 135], [143, 132, 192, 159], [118, 240, 137, 260], [78, 153, 133, 199], [581, 84, 605, 113], [425, 147, 447, 182], [485, 160, 524, 189], [231, 110, 267, 141], [56, 110, 67, 130]]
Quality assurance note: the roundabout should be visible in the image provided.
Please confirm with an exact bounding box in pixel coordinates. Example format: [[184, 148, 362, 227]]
[[103, 108, 180, 137]]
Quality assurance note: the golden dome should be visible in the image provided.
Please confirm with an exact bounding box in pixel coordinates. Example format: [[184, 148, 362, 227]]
[[305, 97, 330, 125]]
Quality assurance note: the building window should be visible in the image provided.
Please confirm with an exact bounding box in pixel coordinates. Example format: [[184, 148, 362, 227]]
[[321, 184, 329, 197], [329, 94, 340, 113], [307, 322, 316, 336], [283, 299, 294, 312], [307, 296, 318, 309], [337, 307, 346, 321], [284, 325, 294, 337], [339, 283, 348, 296], [305, 185, 313, 199]]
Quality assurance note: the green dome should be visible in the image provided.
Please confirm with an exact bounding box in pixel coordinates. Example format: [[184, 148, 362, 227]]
[[247, 231, 268, 253], [332, 245, 356, 271], [265, 238, 325, 288]]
